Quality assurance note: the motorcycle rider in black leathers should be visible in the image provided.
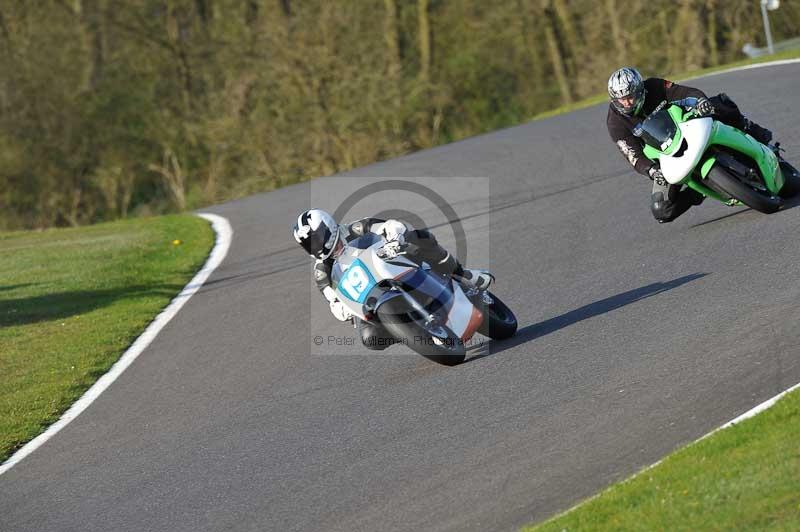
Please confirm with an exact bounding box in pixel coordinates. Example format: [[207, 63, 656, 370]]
[[606, 67, 774, 223], [293, 209, 493, 350]]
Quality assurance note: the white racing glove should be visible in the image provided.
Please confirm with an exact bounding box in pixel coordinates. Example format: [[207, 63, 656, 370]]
[[695, 97, 714, 117], [648, 165, 667, 187], [380, 239, 404, 259], [329, 299, 353, 322], [379, 219, 408, 259], [381, 219, 407, 246]]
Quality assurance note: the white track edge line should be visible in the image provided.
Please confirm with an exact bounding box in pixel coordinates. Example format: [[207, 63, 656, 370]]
[[0, 212, 232, 476], [682, 58, 800, 81], [717, 380, 800, 430], [541, 380, 800, 526]]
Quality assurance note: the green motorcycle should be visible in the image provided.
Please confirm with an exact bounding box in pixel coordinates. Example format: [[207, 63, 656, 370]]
[[635, 98, 800, 213]]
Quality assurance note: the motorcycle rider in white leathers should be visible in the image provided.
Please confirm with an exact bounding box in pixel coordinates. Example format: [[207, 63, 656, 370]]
[[293, 209, 492, 350]]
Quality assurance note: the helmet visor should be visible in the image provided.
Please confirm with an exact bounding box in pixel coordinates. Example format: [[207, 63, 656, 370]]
[[612, 84, 645, 115], [298, 225, 333, 258]]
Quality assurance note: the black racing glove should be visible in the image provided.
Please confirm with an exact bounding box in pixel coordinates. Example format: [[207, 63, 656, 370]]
[[695, 97, 714, 117], [648, 165, 667, 187]]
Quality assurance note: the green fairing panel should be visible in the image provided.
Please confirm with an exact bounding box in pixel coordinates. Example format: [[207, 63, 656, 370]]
[[708, 122, 784, 192], [700, 156, 716, 178], [643, 143, 661, 162], [636, 108, 782, 200]]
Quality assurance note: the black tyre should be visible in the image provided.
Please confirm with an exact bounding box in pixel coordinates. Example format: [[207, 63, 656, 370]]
[[376, 307, 466, 366], [476, 291, 518, 340], [705, 165, 783, 214], [778, 160, 800, 199]]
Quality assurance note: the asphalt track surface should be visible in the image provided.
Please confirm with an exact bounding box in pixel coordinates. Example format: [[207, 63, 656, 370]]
[[3, 64, 800, 532]]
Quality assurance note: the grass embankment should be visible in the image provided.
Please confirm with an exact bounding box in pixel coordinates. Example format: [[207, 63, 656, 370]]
[[531, 48, 800, 122], [0, 215, 214, 463], [526, 389, 800, 531]]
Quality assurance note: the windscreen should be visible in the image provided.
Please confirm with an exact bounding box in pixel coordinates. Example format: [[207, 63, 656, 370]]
[[634, 109, 678, 151], [347, 232, 383, 250]]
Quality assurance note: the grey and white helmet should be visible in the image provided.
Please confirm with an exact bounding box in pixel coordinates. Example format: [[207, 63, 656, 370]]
[[608, 67, 646, 116], [293, 208, 343, 260]]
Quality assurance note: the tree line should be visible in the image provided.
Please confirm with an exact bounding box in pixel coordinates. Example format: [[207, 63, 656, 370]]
[[1, 0, 798, 229]]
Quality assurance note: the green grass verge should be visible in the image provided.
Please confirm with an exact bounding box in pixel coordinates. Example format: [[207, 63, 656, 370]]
[[531, 48, 800, 122], [0, 215, 214, 463], [525, 388, 800, 531]]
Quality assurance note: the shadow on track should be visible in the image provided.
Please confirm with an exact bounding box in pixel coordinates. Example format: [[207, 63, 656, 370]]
[[690, 207, 754, 228], [691, 185, 800, 229], [0, 283, 38, 294], [464, 272, 709, 363], [0, 284, 184, 327], [199, 247, 307, 293]]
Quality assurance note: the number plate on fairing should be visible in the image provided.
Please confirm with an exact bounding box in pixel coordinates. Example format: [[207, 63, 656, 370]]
[[338, 259, 377, 304]]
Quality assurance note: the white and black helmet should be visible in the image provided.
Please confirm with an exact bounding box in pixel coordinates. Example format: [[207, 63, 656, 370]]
[[608, 67, 646, 116], [293, 209, 342, 260]]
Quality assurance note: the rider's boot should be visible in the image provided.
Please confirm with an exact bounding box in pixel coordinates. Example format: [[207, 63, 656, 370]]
[[743, 118, 773, 145], [453, 268, 494, 291], [426, 246, 494, 290]]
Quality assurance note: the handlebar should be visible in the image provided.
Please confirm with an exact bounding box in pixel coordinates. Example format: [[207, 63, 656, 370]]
[[376, 240, 407, 259]]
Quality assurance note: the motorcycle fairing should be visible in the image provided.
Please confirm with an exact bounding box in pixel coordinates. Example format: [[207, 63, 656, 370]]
[[446, 286, 483, 341], [659, 117, 713, 185], [699, 121, 784, 193], [332, 238, 483, 341], [641, 106, 784, 194], [336, 258, 377, 304]]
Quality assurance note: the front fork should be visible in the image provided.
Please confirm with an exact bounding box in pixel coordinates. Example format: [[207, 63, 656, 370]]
[[385, 280, 439, 329]]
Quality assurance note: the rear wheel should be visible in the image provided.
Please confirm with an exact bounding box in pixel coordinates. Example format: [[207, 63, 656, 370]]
[[705, 165, 783, 214], [376, 306, 466, 366]]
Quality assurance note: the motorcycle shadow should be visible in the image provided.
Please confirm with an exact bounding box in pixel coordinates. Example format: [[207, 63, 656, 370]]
[[691, 187, 800, 229], [463, 272, 708, 363], [690, 207, 756, 228]]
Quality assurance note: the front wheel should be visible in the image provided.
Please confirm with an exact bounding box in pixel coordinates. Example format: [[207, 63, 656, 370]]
[[705, 165, 783, 214], [376, 307, 466, 366], [476, 291, 518, 340]]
